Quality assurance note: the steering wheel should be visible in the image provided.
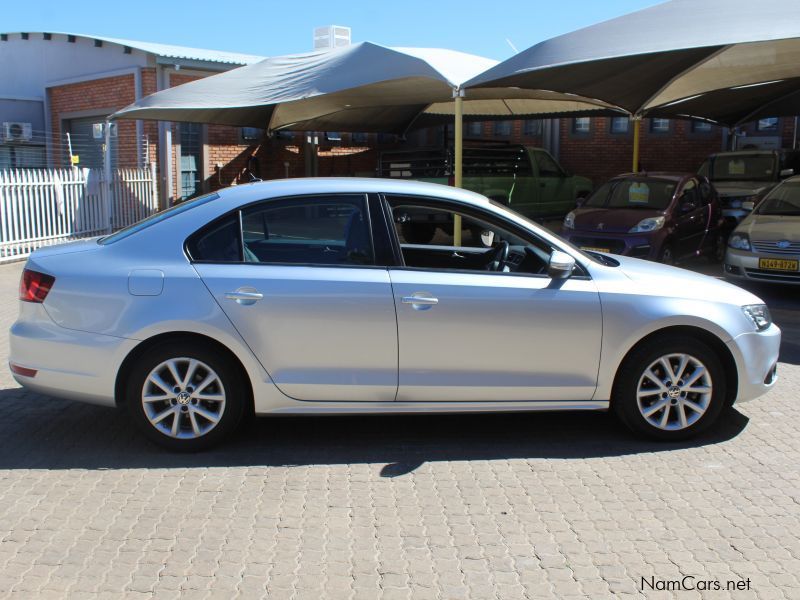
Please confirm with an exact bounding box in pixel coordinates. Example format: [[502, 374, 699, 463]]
[[487, 240, 510, 272]]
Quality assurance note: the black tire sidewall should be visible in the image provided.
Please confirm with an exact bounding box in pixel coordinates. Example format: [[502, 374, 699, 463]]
[[125, 341, 247, 451], [613, 336, 727, 441]]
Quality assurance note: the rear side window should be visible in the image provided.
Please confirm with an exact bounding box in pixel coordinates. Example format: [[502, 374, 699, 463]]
[[187, 214, 242, 262], [241, 195, 373, 265], [187, 194, 375, 266]]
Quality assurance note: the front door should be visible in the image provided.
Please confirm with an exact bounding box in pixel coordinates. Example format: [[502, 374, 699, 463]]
[[385, 195, 602, 402], [192, 194, 398, 402], [532, 150, 570, 216], [673, 178, 708, 258]]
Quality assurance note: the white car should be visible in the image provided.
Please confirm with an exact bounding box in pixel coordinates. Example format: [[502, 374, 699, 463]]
[[9, 179, 780, 450], [725, 175, 800, 285]]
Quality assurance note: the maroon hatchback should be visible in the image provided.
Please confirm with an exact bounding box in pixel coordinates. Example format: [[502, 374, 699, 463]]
[[561, 173, 725, 264]]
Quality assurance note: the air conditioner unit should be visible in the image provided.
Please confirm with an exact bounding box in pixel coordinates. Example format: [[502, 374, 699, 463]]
[[3, 122, 33, 143]]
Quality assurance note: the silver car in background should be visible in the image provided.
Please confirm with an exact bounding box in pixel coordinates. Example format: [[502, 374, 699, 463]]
[[725, 175, 800, 285], [9, 179, 780, 450]]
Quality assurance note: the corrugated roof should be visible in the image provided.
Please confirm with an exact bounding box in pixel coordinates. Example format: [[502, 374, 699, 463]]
[[2, 32, 266, 65]]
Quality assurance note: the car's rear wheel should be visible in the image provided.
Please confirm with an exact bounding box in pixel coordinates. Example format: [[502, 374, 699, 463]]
[[125, 341, 247, 451], [612, 336, 727, 440]]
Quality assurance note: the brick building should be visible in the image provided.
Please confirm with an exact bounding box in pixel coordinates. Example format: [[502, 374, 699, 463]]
[[2, 31, 798, 208]]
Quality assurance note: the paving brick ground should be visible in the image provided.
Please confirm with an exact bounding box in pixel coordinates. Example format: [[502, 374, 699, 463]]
[[0, 259, 798, 599]]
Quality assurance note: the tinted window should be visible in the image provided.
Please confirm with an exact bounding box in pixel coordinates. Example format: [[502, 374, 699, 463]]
[[533, 151, 562, 177], [188, 214, 242, 262], [241, 195, 373, 265]]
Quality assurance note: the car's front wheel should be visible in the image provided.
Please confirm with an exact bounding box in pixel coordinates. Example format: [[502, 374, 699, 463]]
[[612, 336, 727, 440], [125, 341, 247, 451]]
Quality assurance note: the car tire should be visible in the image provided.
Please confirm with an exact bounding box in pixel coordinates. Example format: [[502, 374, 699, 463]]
[[658, 243, 676, 265], [712, 232, 727, 263], [612, 335, 727, 441], [401, 222, 436, 244], [124, 340, 248, 451]]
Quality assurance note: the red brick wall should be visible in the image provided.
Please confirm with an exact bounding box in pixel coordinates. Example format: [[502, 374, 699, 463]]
[[48, 74, 139, 168], [558, 117, 725, 186]]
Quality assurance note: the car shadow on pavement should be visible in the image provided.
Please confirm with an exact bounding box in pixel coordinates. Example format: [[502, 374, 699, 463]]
[[0, 389, 749, 475]]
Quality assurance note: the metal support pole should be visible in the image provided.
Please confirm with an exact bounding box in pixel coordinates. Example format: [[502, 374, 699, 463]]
[[453, 90, 464, 246], [103, 119, 113, 232], [632, 117, 641, 172]]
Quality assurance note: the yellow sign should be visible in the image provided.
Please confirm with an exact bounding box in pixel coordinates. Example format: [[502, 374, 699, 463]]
[[70, 155, 80, 165], [629, 182, 650, 204], [727, 160, 745, 175], [581, 246, 611, 253], [759, 258, 799, 271]]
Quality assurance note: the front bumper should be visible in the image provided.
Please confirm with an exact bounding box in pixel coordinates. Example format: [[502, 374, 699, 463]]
[[724, 248, 800, 285], [562, 230, 659, 259], [9, 303, 137, 407], [726, 323, 781, 404]]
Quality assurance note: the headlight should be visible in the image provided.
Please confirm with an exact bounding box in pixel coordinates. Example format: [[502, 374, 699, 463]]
[[629, 216, 665, 233], [563, 211, 576, 229], [728, 232, 751, 250], [742, 304, 772, 331]]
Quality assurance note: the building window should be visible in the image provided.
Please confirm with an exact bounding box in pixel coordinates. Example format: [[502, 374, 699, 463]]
[[494, 121, 512, 136], [572, 117, 591, 134], [241, 127, 263, 142], [691, 121, 713, 133], [466, 121, 483, 137], [352, 132, 369, 144], [609, 117, 629, 134], [649, 118, 670, 133], [523, 119, 542, 136], [756, 117, 779, 132]]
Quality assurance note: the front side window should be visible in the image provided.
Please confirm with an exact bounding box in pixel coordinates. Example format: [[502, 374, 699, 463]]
[[533, 151, 563, 177], [386, 195, 555, 276]]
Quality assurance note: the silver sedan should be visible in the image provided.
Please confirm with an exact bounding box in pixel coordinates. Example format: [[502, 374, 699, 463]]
[[9, 179, 780, 450]]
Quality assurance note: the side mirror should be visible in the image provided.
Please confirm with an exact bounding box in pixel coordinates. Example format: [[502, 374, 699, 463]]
[[548, 250, 576, 279], [780, 168, 794, 178], [742, 201, 755, 211]]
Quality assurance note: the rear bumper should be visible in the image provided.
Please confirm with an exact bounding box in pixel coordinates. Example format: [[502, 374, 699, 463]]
[[9, 304, 137, 407], [726, 324, 781, 404]]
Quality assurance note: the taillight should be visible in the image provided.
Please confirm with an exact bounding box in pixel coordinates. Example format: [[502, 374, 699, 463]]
[[19, 269, 55, 303]]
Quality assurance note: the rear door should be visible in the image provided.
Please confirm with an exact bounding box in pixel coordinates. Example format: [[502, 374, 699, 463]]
[[191, 194, 399, 402]]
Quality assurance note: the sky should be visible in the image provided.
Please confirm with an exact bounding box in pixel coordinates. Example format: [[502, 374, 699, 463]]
[[3, 0, 662, 60]]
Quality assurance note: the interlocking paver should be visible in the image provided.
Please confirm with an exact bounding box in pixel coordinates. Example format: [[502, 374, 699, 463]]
[[0, 260, 799, 599]]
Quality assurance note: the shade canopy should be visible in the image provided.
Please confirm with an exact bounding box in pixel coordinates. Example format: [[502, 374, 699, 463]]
[[465, 0, 800, 126], [112, 41, 620, 132]]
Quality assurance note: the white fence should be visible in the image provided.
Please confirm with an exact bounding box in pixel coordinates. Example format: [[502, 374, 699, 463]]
[[0, 165, 159, 262]]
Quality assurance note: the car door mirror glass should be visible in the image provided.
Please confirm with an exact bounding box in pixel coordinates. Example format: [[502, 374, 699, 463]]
[[780, 168, 794, 178], [741, 200, 755, 211], [548, 250, 575, 279]]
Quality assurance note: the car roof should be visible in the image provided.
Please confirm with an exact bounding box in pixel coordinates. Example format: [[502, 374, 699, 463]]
[[216, 177, 492, 207]]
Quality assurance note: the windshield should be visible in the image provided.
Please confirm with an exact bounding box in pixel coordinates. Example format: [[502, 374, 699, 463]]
[[757, 182, 800, 216], [585, 179, 676, 210], [707, 154, 777, 182], [99, 192, 220, 245]]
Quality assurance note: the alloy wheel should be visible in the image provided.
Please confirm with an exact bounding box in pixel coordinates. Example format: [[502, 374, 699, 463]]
[[636, 353, 712, 431], [141, 357, 226, 439]]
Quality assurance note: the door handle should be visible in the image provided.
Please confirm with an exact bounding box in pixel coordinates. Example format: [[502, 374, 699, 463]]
[[225, 290, 263, 305], [401, 294, 438, 310]]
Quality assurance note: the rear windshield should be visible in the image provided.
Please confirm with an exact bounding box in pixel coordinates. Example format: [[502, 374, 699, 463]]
[[99, 192, 219, 245], [757, 181, 800, 216], [585, 179, 676, 210]]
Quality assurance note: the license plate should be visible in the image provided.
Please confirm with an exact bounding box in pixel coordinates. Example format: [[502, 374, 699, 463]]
[[581, 246, 610, 253], [759, 258, 799, 271]]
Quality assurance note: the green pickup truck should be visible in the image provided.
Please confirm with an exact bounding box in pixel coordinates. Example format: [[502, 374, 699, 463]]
[[379, 145, 592, 219]]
